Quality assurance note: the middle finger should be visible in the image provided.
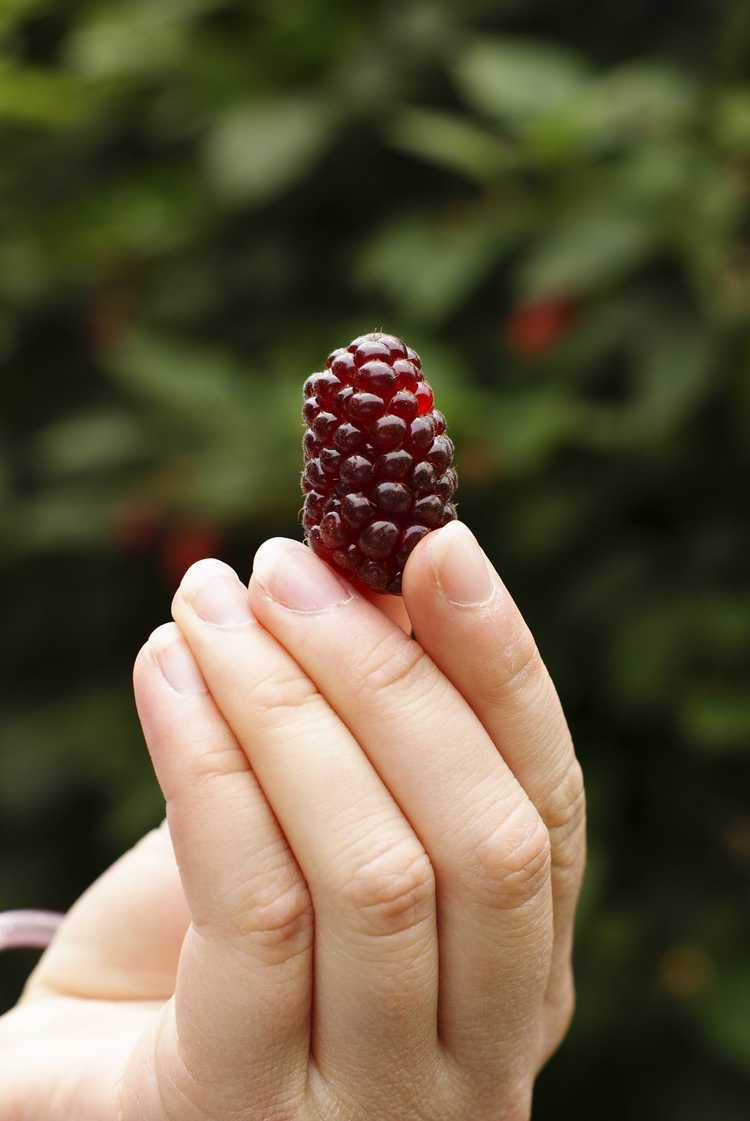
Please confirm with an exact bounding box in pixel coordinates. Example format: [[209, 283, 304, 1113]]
[[250, 539, 554, 1085]]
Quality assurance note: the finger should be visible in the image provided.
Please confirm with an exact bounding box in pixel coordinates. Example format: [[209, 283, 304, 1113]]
[[404, 522, 586, 1056], [170, 560, 440, 1091], [23, 821, 189, 1003], [129, 622, 312, 1116], [249, 538, 553, 1085]]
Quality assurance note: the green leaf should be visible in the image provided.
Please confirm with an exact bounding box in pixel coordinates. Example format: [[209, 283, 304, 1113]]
[[7, 492, 116, 552], [0, 689, 143, 815], [65, 1, 212, 77], [0, 0, 55, 38], [387, 107, 516, 181], [454, 37, 589, 122], [629, 315, 717, 437], [519, 63, 696, 158], [108, 331, 246, 418], [358, 211, 519, 322], [682, 690, 750, 755], [595, 63, 696, 134], [702, 969, 750, 1071], [0, 61, 92, 125], [715, 87, 750, 154], [575, 305, 718, 448], [0, 456, 11, 509], [519, 208, 657, 298], [204, 97, 336, 204], [34, 412, 149, 478], [483, 390, 581, 473]]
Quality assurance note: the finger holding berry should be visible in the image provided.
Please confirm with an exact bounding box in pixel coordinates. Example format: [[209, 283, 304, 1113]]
[[402, 520, 586, 1063]]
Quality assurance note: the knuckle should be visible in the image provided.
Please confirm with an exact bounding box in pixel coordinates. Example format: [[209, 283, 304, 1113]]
[[540, 757, 586, 876], [185, 740, 250, 786], [494, 1089, 533, 1121], [244, 666, 321, 722], [150, 1022, 303, 1121], [465, 801, 551, 911], [244, 883, 314, 962], [468, 1074, 533, 1121], [483, 618, 544, 704], [210, 862, 314, 964], [542, 972, 577, 1063], [554, 976, 576, 1038], [490, 1099, 531, 1121], [337, 840, 436, 940], [352, 629, 432, 701]]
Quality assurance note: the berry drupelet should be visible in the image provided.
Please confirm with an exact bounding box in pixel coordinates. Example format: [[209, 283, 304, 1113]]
[[301, 331, 458, 595]]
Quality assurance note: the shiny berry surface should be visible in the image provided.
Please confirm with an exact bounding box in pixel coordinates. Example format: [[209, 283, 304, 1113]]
[[301, 331, 458, 595]]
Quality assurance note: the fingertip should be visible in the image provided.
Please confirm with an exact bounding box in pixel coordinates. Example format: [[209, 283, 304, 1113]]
[[170, 558, 231, 620], [133, 632, 157, 689], [172, 558, 254, 628], [135, 622, 208, 698], [175, 557, 239, 602], [407, 521, 497, 609], [252, 536, 307, 572], [148, 620, 182, 652], [251, 537, 354, 613], [400, 525, 439, 602], [250, 537, 320, 599]]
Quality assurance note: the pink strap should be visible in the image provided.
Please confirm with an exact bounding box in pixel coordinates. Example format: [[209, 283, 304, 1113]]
[[0, 911, 65, 951]]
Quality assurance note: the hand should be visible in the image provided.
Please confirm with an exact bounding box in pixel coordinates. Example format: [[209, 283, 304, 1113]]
[[2, 522, 585, 1120]]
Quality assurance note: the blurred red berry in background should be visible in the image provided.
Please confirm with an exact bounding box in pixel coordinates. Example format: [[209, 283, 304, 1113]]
[[114, 502, 163, 554], [505, 298, 576, 357], [160, 523, 223, 586]]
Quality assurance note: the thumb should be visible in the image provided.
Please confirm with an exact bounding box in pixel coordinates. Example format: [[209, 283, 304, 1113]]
[[22, 821, 189, 1004]]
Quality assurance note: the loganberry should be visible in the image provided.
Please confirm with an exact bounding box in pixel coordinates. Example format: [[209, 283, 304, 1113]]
[[301, 331, 458, 594]]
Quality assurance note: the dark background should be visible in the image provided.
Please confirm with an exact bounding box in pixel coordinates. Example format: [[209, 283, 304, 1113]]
[[1, 2, 749, 1117]]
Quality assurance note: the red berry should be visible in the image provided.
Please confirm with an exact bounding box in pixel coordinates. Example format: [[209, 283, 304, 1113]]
[[506, 298, 575, 357], [331, 350, 357, 382], [325, 347, 346, 369], [390, 391, 419, 421], [354, 340, 391, 366], [393, 358, 419, 390], [301, 331, 458, 595], [414, 382, 433, 415]]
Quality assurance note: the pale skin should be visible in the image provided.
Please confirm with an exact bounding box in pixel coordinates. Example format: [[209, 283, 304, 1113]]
[[0, 521, 586, 1121]]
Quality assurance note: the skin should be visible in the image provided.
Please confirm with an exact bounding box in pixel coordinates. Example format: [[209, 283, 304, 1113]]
[[0, 522, 585, 1121]]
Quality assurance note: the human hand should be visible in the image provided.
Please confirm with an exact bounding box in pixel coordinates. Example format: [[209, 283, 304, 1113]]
[[2, 522, 585, 1120]]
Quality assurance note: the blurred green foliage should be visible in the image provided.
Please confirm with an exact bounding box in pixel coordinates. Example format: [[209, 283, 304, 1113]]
[[1, 1, 749, 1116]]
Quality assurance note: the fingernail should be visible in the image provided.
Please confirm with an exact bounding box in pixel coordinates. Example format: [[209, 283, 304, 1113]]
[[428, 521, 494, 607], [180, 560, 253, 626], [149, 624, 207, 695], [253, 538, 352, 613]]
